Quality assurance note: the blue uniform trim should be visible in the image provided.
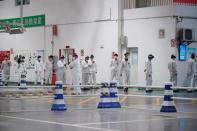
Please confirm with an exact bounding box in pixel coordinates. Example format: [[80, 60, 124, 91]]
[[160, 106, 177, 112], [51, 104, 67, 111]]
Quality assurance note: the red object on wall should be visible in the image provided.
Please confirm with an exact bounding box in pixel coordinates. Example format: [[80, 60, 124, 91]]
[[173, 0, 197, 4], [52, 25, 58, 36], [0, 51, 10, 64]]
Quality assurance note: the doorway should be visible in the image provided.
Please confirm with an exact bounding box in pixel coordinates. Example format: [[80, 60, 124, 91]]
[[128, 47, 138, 85]]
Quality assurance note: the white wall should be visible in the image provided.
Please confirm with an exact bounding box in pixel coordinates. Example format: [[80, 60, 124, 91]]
[[124, 5, 197, 86], [124, 6, 177, 86], [0, 0, 119, 82]]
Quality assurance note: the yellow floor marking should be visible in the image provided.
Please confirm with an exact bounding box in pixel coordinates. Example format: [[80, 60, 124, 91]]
[[120, 96, 128, 103], [78, 97, 97, 105]]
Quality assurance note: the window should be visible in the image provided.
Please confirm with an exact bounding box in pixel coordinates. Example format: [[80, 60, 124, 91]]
[[15, 0, 30, 6], [136, 0, 151, 8]]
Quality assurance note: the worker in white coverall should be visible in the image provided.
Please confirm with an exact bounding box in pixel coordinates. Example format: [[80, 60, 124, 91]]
[[110, 53, 120, 82], [16, 56, 27, 86], [1, 55, 11, 86], [34, 56, 44, 85], [44, 55, 54, 85], [57, 56, 66, 83], [144, 54, 154, 92], [81, 56, 90, 89], [168, 55, 177, 87], [186, 53, 196, 92], [89, 54, 97, 85], [69, 54, 81, 95], [120, 52, 131, 93]]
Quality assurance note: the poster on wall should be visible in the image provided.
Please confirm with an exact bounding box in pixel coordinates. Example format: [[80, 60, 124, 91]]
[[0, 51, 11, 64], [187, 48, 197, 59], [12, 50, 45, 69]]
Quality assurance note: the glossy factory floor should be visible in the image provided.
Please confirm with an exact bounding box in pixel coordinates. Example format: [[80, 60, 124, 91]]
[[0, 89, 197, 131]]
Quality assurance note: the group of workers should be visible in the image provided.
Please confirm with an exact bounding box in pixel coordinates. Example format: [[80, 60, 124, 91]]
[[56, 54, 97, 94], [110, 52, 154, 92], [1, 52, 197, 93]]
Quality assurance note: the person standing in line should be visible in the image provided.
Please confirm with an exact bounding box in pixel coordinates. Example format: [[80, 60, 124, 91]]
[[110, 53, 120, 82], [16, 56, 27, 86], [168, 54, 178, 89], [120, 52, 131, 93], [144, 54, 154, 92], [89, 54, 97, 86], [186, 53, 196, 92], [1, 55, 11, 86], [34, 56, 44, 85], [81, 56, 90, 89], [44, 55, 54, 85], [57, 55, 67, 83], [69, 54, 81, 95]]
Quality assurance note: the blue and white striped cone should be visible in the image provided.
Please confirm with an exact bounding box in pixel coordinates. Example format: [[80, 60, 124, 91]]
[[19, 73, 27, 90], [97, 82, 111, 108], [0, 72, 3, 86], [109, 82, 121, 108], [160, 82, 177, 113], [51, 81, 67, 111], [97, 82, 121, 108]]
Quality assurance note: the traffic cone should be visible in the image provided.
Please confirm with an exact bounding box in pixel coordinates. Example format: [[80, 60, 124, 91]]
[[97, 82, 121, 108], [160, 82, 177, 112], [19, 73, 27, 90], [109, 82, 121, 108], [0, 72, 3, 86], [51, 81, 67, 111]]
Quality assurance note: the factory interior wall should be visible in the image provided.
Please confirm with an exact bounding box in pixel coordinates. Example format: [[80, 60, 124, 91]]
[[0, 0, 118, 83], [124, 6, 177, 86], [177, 18, 197, 86], [124, 5, 197, 86]]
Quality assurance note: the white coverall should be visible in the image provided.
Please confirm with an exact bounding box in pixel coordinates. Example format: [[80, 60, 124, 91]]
[[89, 60, 97, 85], [1, 60, 11, 85], [186, 58, 195, 91], [120, 60, 131, 85], [145, 60, 153, 91], [16, 62, 27, 85], [110, 59, 120, 82], [192, 62, 197, 88], [57, 60, 66, 83], [69, 58, 81, 94], [44, 61, 53, 85], [168, 59, 177, 86], [34, 60, 44, 85], [81, 60, 90, 87]]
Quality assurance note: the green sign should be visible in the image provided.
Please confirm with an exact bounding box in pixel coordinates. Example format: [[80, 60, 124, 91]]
[[0, 14, 45, 30]]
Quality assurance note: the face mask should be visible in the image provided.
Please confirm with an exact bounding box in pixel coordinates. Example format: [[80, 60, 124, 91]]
[[125, 58, 128, 61]]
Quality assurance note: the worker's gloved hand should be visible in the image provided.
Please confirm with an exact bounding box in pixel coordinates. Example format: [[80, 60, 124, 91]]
[[149, 75, 151, 77], [120, 74, 122, 77], [144, 69, 146, 72]]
